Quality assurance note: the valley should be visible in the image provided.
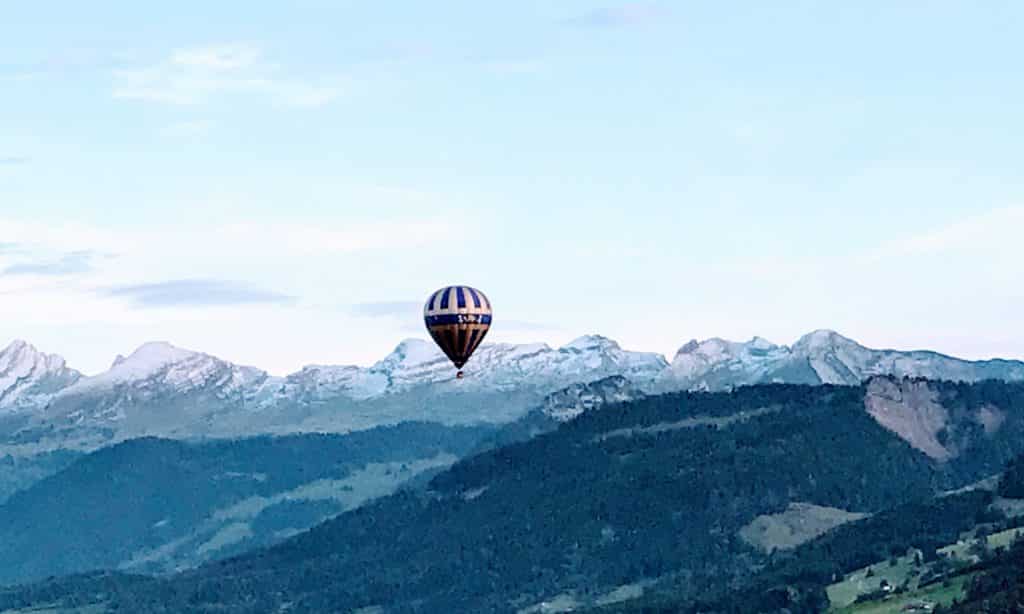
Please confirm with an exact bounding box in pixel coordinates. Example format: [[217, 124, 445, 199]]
[[2, 376, 1024, 612]]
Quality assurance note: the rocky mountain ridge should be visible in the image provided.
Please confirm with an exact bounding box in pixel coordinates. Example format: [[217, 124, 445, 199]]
[[1, 331, 1022, 453]]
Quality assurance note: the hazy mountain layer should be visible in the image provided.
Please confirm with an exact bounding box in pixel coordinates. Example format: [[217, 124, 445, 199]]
[[0, 422, 493, 586]]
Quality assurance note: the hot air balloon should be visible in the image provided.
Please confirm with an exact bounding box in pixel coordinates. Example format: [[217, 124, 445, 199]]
[[424, 285, 492, 378]]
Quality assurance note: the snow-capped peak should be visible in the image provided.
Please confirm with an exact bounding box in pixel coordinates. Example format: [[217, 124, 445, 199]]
[[749, 336, 779, 351], [5, 330, 1024, 454], [373, 339, 443, 372], [0, 340, 46, 371], [0, 339, 71, 374], [106, 342, 202, 381], [674, 337, 758, 362], [792, 329, 857, 353], [0, 340, 81, 411], [2, 339, 29, 355], [699, 338, 741, 358], [56, 341, 268, 402], [561, 335, 620, 352]]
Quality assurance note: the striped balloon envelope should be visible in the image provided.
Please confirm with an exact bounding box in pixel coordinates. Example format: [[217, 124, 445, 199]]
[[423, 285, 492, 377]]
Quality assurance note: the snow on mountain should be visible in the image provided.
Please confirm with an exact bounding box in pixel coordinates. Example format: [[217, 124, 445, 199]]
[[39, 342, 273, 438], [540, 375, 646, 422], [2, 330, 1024, 453], [267, 364, 388, 404], [450, 335, 667, 390], [662, 336, 795, 391], [659, 329, 1024, 391], [310, 335, 668, 395], [0, 335, 670, 451], [57, 341, 268, 399], [0, 341, 81, 413]]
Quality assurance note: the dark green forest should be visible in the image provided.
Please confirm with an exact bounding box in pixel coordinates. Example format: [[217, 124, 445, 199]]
[[3, 378, 1024, 613]]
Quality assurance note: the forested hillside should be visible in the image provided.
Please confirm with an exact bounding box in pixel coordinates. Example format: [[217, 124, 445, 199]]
[[3, 379, 1024, 613]]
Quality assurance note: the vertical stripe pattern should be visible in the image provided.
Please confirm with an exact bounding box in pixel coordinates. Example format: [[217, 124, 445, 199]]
[[424, 285, 492, 370]]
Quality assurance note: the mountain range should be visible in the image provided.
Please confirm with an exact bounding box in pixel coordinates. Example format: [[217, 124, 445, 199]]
[[2, 330, 1023, 458], [7, 376, 1024, 613]]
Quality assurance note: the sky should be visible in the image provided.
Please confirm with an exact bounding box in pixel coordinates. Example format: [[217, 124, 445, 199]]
[[1, 1, 1023, 375]]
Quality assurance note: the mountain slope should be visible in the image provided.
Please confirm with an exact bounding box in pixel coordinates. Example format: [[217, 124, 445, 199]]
[[0, 340, 81, 413], [37, 342, 274, 446], [19, 378, 1024, 613], [467, 375, 646, 456], [944, 540, 1024, 613], [659, 330, 1024, 391], [0, 422, 493, 585], [1, 336, 668, 454], [3, 331, 1024, 462]]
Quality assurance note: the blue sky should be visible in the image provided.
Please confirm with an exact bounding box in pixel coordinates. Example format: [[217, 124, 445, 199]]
[[2, 1, 1022, 374]]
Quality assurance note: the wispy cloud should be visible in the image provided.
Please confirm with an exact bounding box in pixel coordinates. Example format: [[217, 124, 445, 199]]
[[897, 206, 1024, 255], [565, 3, 670, 28], [0, 156, 29, 165], [104, 279, 295, 308], [113, 43, 341, 107], [0, 216, 466, 260], [3, 251, 98, 276], [0, 49, 135, 78], [60, 49, 136, 73], [864, 205, 1024, 261], [221, 219, 470, 253], [351, 301, 422, 318]]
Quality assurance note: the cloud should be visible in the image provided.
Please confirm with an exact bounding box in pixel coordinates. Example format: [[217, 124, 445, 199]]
[[103, 279, 295, 308], [221, 219, 470, 253], [113, 43, 341, 107], [565, 3, 670, 28], [0, 157, 29, 165], [3, 251, 98, 276], [0, 216, 465, 261], [0, 219, 126, 255], [0, 49, 135, 78], [171, 45, 260, 71], [351, 301, 422, 318], [864, 205, 1024, 262], [897, 206, 1024, 256]]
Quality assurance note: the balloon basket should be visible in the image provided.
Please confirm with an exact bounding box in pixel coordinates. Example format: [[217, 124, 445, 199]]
[[456, 371, 464, 379]]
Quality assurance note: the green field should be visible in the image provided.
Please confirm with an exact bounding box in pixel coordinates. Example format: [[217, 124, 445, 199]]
[[938, 526, 1024, 560], [828, 518, 1024, 611], [831, 574, 972, 613], [827, 554, 922, 609]]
